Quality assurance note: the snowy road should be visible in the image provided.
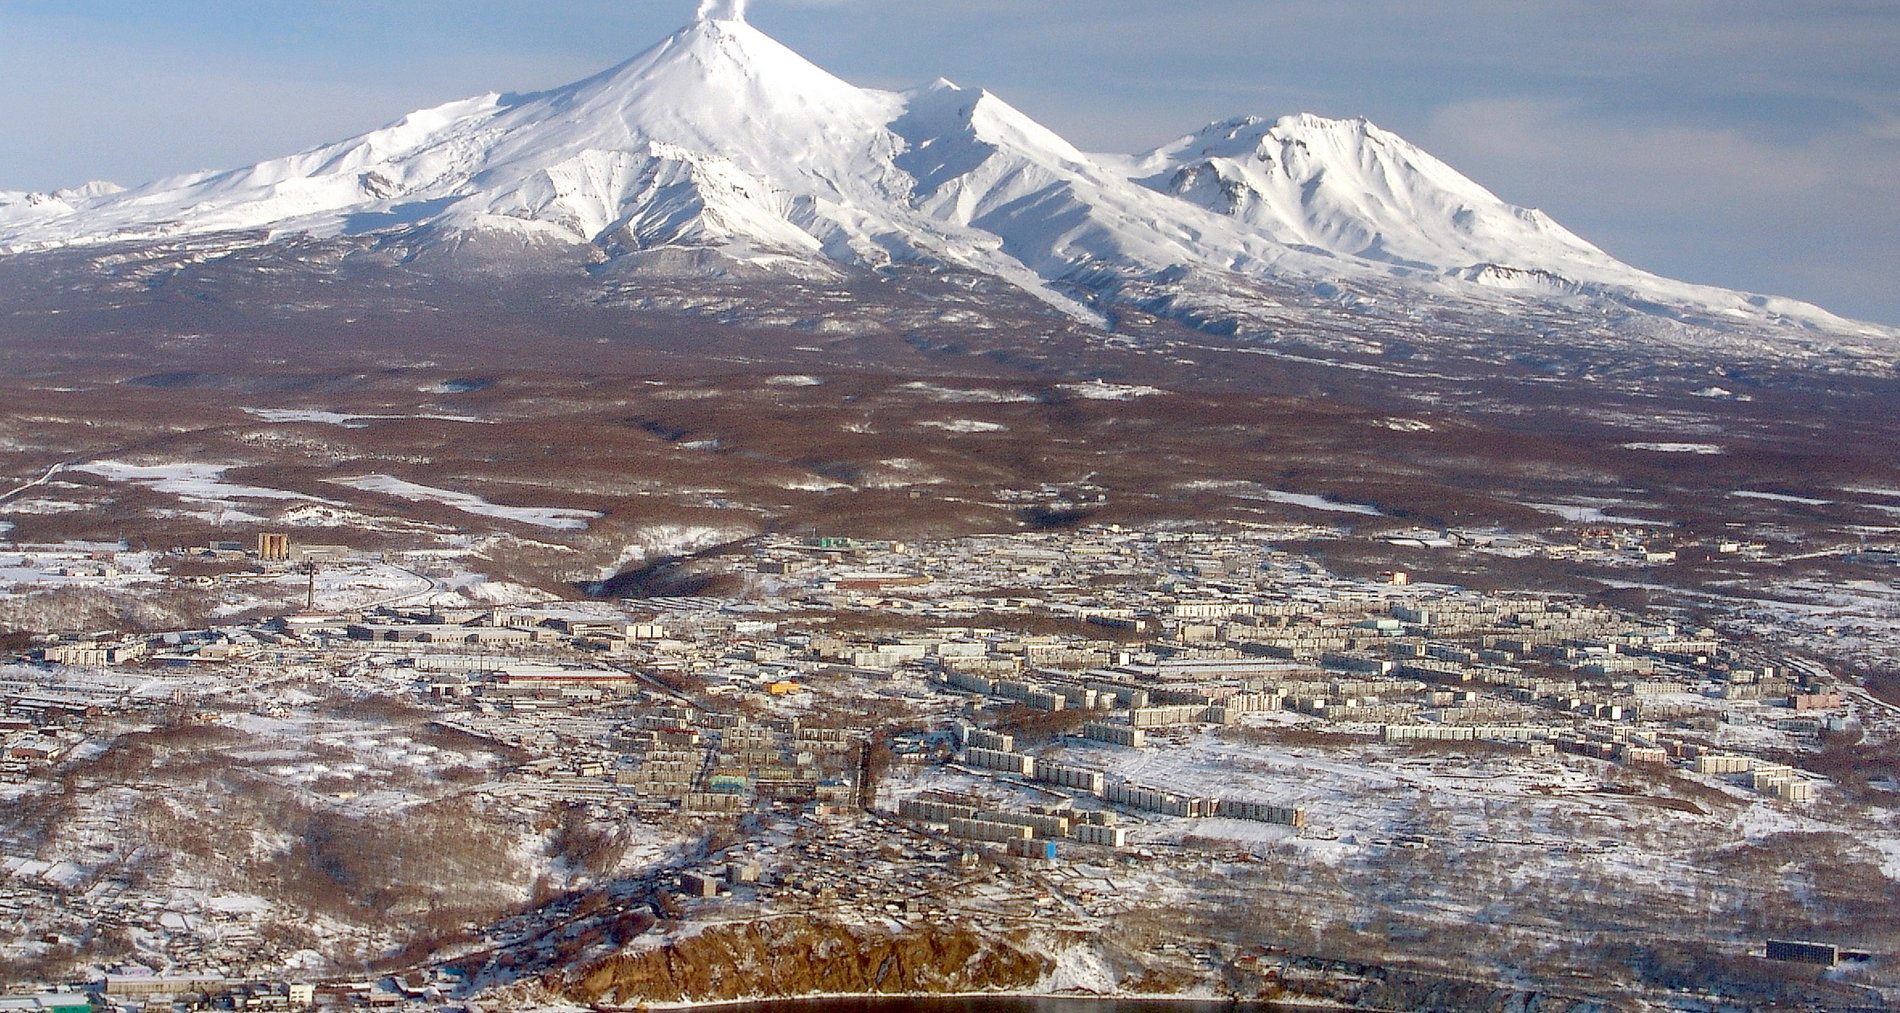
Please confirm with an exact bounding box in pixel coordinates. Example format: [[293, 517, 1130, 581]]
[[1789, 657, 1900, 721], [373, 564, 445, 609], [1847, 687, 1900, 720], [0, 460, 73, 505]]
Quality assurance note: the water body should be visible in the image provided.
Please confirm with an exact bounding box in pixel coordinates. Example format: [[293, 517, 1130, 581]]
[[642, 998, 1323, 1013]]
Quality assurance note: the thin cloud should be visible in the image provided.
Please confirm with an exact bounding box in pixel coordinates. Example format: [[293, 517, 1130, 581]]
[[0, 0, 1896, 324], [1420, 96, 1900, 323]]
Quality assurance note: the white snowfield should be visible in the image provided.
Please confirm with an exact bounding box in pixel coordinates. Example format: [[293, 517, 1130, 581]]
[[241, 408, 492, 427], [328, 474, 603, 530], [1057, 381, 1166, 401], [1, 14, 1892, 352], [1620, 442, 1725, 454], [72, 462, 342, 526]]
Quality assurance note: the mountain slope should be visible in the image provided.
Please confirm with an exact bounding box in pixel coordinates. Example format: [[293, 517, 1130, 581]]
[[1124, 114, 1620, 275], [1122, 114, 1884, 340], [0, 13, 1892, 359]]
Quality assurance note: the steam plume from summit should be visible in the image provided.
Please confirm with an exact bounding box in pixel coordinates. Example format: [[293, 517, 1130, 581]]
[[697, 0, 749, 20]]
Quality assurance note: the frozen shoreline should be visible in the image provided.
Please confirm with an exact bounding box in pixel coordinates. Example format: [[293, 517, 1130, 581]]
[[565, 991, 1345, 1012]]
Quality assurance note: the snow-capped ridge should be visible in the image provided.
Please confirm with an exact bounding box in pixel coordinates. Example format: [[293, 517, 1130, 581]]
[[1128, 111, 1620, 274], [0, 181, 128, 232]]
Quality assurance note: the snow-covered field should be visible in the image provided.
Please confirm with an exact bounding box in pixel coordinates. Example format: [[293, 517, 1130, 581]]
[[594, 524, 757, 581], [74, 461, 333, 522], [0, 540, 556, 619], [329, 474, 604, 530], [242, 408, 491, 427], [1251, 490, 1383, 516], [1621, 442, 1724, 454], [1732, 490, 1832, 506], [1522, 500, 1664, 526], [898, 382, 1040, 404], [918, 420, 1010, 434], [1176, 480, 1384, 517], [892, 711, 1900, 997], [1059, 382, 1165, 401]]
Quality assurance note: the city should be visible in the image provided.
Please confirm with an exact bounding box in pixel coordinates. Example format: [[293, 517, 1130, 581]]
[[1, 521, 1893, 1010], [3, 5, 1899, 1009]]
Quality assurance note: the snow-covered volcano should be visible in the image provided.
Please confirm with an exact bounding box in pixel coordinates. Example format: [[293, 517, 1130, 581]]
[[1, 13, 1891, 351]]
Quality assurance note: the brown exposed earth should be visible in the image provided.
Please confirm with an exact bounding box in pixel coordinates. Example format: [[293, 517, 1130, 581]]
[[556, 917, 1055, 1004]]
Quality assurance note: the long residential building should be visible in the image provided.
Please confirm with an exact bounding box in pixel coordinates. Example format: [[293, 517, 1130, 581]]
[[899, 798, 980, 823], [1102, 781, 1209, 817], [1082, 722, 1147, 748], [1033, 758, 1106, 794], [1070, 823, 1130, 847], [948, 816, 1035, 843], [1214, 799, 1307, 828], [962, 747, 1035, 776]]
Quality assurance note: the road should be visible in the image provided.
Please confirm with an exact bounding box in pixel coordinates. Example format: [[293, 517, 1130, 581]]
[[379, 563, 446, 608], [0, 460, 74, 506], [1789, 657, 1900, 721], [282, 561, 441, 613], [1845, 686, 1900, 720]]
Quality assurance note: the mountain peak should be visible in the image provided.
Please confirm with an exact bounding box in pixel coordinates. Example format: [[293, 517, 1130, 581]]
[[0, 11, 1886, 350], [578, 13, 887, 115]]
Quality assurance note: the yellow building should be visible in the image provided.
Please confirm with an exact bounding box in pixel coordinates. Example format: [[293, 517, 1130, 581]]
[[257, 532, 291, 562]]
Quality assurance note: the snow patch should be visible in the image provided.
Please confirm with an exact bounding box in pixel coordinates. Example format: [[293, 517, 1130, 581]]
[[919, 419, 1009, 433], [1252, 489, 1384, 516], [780, 475, 851, 491], [1732, 490, 1832, 506], [1181, 481, 1383, 516], [1060, 381, 1165, 401], [1875, 838, 1900, 884], [243, 408, 490, 427], [1524, 501, 1662, 526], [597, 523, 754, 580], [328, 474, 602, 530], [76, 461, 331, 506], [898, 382, 1039, 403], [1621, 442, 1724, 454]]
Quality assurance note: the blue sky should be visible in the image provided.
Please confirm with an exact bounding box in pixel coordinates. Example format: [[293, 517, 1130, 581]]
[[4, 0, 1897, 326]]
